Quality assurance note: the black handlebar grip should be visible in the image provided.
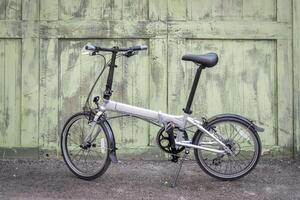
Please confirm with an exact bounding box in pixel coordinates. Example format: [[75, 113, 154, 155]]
[[130, 45, 148, 51], [85, 44, 97, 51]]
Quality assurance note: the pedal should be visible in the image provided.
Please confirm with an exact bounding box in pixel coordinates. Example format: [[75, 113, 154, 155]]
[[171, 150, 189, 188]]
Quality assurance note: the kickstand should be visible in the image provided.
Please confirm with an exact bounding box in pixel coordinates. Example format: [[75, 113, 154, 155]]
[[171, 149, 189, 188]]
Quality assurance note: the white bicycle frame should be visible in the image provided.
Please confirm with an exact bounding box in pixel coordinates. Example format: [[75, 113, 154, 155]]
[[81, 45, 231, 155], [86, 99, 231, 155]]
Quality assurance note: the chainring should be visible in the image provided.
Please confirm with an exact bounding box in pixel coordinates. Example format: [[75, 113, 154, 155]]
[[156, 127, 188, 154]]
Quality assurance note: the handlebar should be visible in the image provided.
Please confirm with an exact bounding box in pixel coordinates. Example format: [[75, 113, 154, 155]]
[[84, 44, 148, 53]]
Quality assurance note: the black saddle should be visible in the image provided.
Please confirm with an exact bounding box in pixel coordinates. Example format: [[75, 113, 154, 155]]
[[182, 53, 218, 68]]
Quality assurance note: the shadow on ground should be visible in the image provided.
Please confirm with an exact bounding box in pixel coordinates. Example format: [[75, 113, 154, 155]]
[[0, 159, 299, 200]]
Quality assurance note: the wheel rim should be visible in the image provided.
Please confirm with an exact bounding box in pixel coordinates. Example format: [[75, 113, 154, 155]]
[[197, 121, 259, 178], [62, 114, 109, 177]]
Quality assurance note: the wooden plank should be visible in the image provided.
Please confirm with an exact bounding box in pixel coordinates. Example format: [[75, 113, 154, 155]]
[[241, 40, 277, 146], [40, 0, 58, 20], [277, 39, 293, 148], [39, 20, 167, 39], [293, 0, 300, 156], [167, 0, 186, 21], [59, 0, 104, 20], [4, 39, 21, 147], [243, 0, 276, 20], [59, 0, 85, 19], [22, 0, 39, 20], [102, 0, 122, 20], [6, 0, 21, 20], [167, 38, 187, 115], [187, 0, 243, 20], [21, 0, 40, 147], [168, 21, 291, 40], [0, 0, 5, 19], [149, 0, 167, 21], [59, 40, 82, 129], [121, 39, 150, 148], [86, 0, 103, 19], [149, 38, 167, 146], [0, 40, 5, 145], [21, 37, 39, 147], [39, 39, 58, 150], [0, 21, 22, 38], [123, 0, 148, 20], [277, 0, 292, 23]]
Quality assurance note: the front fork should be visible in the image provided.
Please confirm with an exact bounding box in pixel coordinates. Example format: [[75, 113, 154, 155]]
[[83, 111, 103, 144]]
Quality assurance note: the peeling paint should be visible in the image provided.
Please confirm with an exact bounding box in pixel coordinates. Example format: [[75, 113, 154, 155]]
[[0, 0, 296, 156]]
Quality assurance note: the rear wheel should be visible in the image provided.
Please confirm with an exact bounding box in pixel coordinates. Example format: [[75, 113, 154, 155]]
[[194, 116, 261, 180], [61, 112, 111, 180]]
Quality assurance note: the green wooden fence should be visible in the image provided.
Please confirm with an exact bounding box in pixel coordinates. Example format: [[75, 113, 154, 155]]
[[0, 0, 299, 159]]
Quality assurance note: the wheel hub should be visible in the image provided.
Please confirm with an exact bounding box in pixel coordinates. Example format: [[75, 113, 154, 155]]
[[79, 142, 93, 150], [224, 139, 240, 156]]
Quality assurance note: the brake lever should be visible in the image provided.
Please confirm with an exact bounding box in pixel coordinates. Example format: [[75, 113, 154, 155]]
[[82, 51, 97, 56], [124, 50, 138, 57]]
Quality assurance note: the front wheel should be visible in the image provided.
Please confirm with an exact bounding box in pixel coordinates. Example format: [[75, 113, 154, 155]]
[[194, 116, 261, 180], [61, 112, 111, 180]]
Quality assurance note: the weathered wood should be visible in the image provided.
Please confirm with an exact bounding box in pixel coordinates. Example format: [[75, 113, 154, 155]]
[[168, 21, 291, 39], [0, 40, 5, 145], [0, 21, 22, 38], [294, 0, 300, 156], [0, 0, 5, 20], [22, 0, 39, 20], [149, 38, 168, 145], [40, 0, 58, 20], [0, 0, 297, 157], [121, 39, 150, 148], [167, 38, 187, 115], [174, 39, 277, 146], [187, 0, 243, 20], [6, 0, 22, 20], [277, 39, 293, 148], [0, 39, 22, 147], [39, 20, 167, 39], [21, 37, 40, 147], [243, 0, 276, 20], [123, 0, 148, 20], [149, 0, 167, 21], [102, 0, 122, 20], [39, 39, 59, 150], [21, 1, 40, 147], [277, 0, 292, 23], [4, 40, 22, 147], [168, 0, 186, 20], [59, 40, 82, 128]]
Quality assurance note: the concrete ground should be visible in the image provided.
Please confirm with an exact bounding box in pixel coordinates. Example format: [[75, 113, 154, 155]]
[[0, 158, 300, 200]]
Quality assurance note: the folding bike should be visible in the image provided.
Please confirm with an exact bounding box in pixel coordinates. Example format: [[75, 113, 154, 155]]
[[61, 44, 264, 186]]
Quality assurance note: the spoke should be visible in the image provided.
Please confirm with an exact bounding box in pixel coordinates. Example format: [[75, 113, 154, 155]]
[[89, 149, 104, 159], [75, 150, 85, 168], [70, 148, 82, 160], [68, 134, 81, 145], [84, 151, 90, 172], [229, 157, 239, 173]]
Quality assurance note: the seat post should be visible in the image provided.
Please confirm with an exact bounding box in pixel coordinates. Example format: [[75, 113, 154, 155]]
[[183, 66, 204, 114]]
